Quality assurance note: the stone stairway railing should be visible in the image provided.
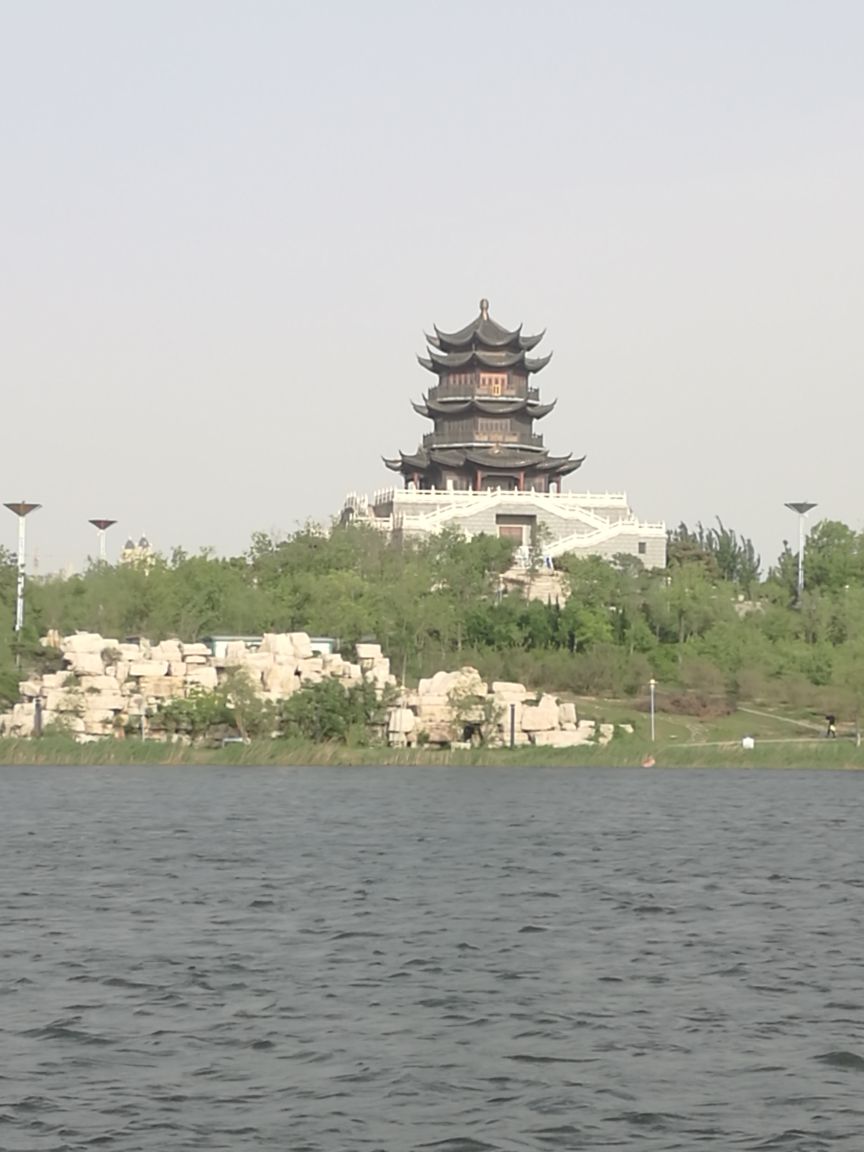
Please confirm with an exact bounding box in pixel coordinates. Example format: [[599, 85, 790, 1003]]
[[542, 518, 665, 558]]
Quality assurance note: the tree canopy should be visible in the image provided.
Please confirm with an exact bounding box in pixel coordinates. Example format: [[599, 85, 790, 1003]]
[[0, 517, 861, 720]]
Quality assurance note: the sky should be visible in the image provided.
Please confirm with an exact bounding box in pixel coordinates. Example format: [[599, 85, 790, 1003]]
[[2, 0, 863, 573]]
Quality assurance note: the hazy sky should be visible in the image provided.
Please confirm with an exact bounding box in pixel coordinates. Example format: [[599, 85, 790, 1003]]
[[3, 1, 862, 572]]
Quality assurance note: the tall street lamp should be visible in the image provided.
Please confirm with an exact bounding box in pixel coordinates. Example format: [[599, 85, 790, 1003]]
[[649, 677, 657, 742], [89, 519, 117, 563], [4, 501, 41, 632], [785, 501, 817, 603]]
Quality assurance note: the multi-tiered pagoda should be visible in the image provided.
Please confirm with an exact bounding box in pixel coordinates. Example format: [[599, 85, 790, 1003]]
[[384, 299, 583, 493]]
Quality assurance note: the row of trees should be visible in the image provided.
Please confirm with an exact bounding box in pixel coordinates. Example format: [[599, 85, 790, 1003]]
[[1, 517, 863, 714]]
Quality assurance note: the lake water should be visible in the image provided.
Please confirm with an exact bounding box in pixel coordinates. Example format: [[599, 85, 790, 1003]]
[[2, 764, 863, 1150]]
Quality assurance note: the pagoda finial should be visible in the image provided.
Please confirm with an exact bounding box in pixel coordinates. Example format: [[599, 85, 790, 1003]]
[[479, 297, 489, 320]]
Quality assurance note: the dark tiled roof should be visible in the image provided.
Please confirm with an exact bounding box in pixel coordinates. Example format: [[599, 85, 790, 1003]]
[[384, 447, 584, 478], [426, 299, 545, 353], [418, 348, 552, 374], [413, 397, 557, 419]]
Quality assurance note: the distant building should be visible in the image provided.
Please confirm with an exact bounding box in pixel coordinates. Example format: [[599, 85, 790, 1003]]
[[343, 299, 666, 567], [119, 534, 154, 567]]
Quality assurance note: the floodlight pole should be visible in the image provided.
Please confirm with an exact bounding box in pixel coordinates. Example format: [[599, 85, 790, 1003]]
[[89, 519, 117, 564], [4, 502, 41, 633], [785, 502, 817, 603]]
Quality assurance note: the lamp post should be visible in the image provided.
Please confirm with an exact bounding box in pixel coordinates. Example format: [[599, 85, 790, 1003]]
[[649, 678, 656, 742], [785, 502, 817, 603], [4, 501, 41, 633], [89, 519, 117, 564]]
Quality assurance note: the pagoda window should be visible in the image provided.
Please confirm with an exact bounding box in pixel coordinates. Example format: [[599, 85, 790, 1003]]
[[478, 372, 507, 396], [477, 417, 513, 439], [445, 371, 475, 394]]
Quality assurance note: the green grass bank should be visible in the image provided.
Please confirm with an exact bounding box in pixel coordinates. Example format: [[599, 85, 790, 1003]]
[[0, 694, 856, 768], [0, 733, 862, 769]]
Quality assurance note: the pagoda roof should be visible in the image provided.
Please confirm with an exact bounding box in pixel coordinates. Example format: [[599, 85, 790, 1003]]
[[412, 397, 557, 419], [418, 348, 552, 375], [426, 298, 545, 353], [384, 448, 584, 478]]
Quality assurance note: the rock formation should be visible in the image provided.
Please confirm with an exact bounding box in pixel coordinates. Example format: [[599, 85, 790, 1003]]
[[1, 634, 615, 748]]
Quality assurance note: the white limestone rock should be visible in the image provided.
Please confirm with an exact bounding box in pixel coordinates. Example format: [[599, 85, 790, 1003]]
[[79, 675, 120, 693], [491, 681, 528, 702], [416, 701, 454, 729], [388, 707, 416, 735], [558, 702, 578, 729], [66, 652, 105, 677], [129, 661, 169, 678], [235, 667, 262, 688], [81, 707, 118, 725], [43, 688, 76, 712], [355, 642, 383, 663], [532, 727, 595, 748], [46, 713, 85, 735], [12, 700, 35, 722], [138, 676, 185, 698], [504, 730, 533, 747], [288, 632, 314, 660], [496, 699, 523, 734], [241, 652, 275, 674], [417, 721, 454, 745], [62, 632, 106, 655], [180, 642, 211, 658], [263, 665, 299, 695], [419, 667, 486, 699], [152, 640, 183, 662], [185, 666, 218, 690], [260, 633, 295, 658], [521, 693, 560, 732], [93, 693, 126, 712], [418, 671, 447, 696], [224, 641, 250, 666]]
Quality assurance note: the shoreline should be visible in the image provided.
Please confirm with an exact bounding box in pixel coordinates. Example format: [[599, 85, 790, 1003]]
[[1, 736, 863, 770]]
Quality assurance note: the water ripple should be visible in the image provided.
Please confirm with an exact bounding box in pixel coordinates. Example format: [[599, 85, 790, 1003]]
[[1, 764, 863, 1149]]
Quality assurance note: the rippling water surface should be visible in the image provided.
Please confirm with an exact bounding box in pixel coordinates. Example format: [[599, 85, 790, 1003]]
[[2, 764, 864, 1149]]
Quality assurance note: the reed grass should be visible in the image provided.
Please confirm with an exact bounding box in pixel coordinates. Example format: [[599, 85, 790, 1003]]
[[0, 733, 861, 769]]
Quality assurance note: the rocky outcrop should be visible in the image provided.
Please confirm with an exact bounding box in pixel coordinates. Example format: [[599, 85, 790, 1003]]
[[387, 666, 615, 749], [1, 636, 616, 750], [0, 633, 394, 741]]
